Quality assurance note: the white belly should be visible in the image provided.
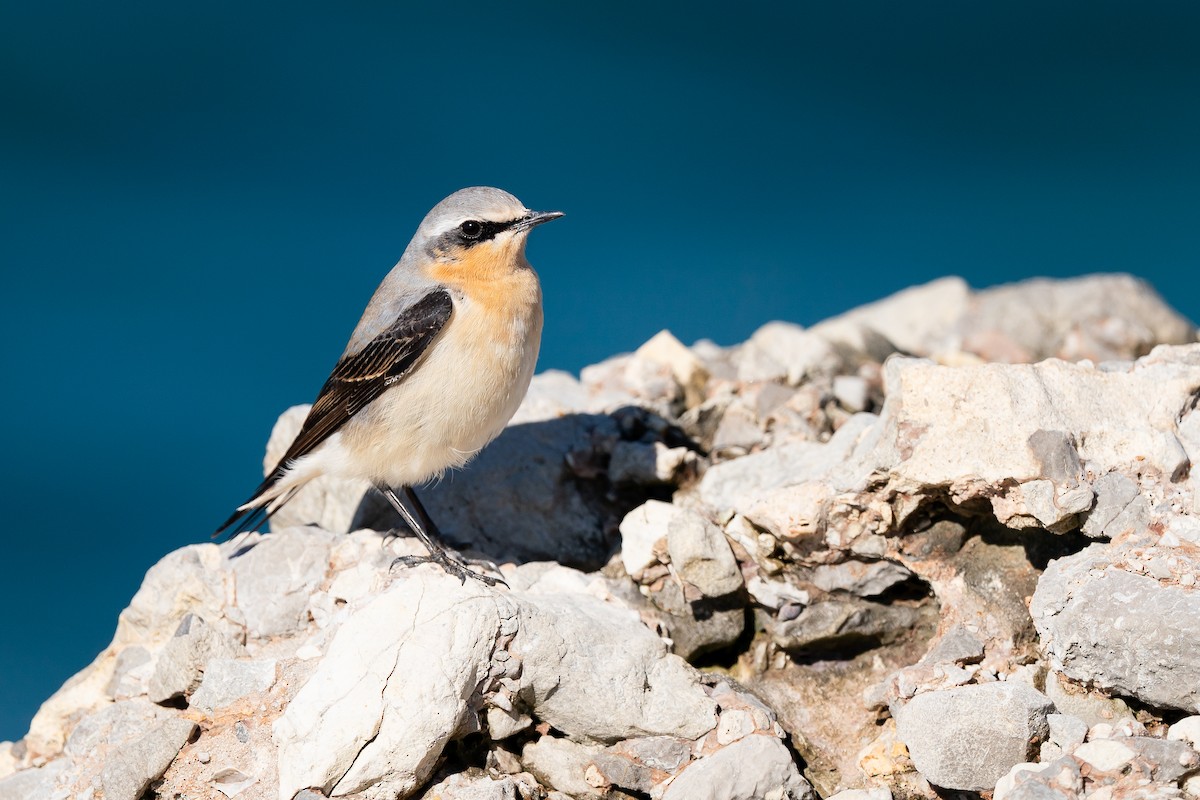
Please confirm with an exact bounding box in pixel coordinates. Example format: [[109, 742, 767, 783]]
[[321, 293, 543, 488]]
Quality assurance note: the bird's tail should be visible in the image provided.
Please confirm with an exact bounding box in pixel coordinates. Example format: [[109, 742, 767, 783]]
[[212, 459, 321, 540]]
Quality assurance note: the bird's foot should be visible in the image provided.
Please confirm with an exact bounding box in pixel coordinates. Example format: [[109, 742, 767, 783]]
[[390, 550, 507, 588]]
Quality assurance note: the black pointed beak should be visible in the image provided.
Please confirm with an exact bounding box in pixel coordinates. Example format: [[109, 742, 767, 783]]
[[514, 210, 565, 232]]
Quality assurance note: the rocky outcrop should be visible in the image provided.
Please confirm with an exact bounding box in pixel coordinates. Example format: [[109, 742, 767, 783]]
[[4, 273, 1200, 800]]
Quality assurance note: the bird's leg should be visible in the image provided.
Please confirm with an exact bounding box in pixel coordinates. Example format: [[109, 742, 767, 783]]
[[380, 486, 505, 587]]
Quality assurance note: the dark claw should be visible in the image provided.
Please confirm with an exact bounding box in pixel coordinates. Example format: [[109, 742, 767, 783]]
[[379, 486, 508, 588], [389, 553, 507, 588]]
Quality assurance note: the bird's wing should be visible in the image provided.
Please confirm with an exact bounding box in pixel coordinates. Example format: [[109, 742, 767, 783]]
[[280, 288, 454, 466], [214, 288, 454, 537]]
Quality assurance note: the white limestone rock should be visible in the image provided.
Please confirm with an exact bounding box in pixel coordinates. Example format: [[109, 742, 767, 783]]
[[511, 591, 718, 743], [736, 321, 841, 385], [190, 658, 278, 712], [619, 500, 674, 579], [810, 276, 970, 357], [274, 575, 503, 800]]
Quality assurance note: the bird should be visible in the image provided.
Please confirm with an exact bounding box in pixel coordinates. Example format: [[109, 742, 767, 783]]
[[216, 186, 563, 584]]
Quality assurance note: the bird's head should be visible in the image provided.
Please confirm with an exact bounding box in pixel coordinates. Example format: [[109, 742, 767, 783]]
[[415, 187, 563, 279]]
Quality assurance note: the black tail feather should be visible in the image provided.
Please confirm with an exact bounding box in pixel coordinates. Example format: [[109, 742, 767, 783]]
[[212, 469, 293, 541]]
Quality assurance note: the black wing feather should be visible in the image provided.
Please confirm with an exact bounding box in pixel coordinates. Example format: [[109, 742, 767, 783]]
[[214, 289, 454, 538]]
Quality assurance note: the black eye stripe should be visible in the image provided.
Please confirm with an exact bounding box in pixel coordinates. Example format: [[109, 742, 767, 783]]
[[457, 217, 523, 244]]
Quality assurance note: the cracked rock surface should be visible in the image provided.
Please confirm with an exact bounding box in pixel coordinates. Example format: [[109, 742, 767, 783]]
[[5, 274, 1200, 800]]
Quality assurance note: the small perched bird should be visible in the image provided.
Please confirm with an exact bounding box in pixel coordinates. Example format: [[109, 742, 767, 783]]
[[217, 187, 562, 584]]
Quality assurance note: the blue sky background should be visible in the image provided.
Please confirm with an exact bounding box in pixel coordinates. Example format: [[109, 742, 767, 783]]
[[2, 1, 1198, 740]]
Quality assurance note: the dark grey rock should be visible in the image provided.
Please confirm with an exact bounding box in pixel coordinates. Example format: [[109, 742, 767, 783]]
[[893, 682, 1053, 791], [423, 414, 624, 568], [650, 578, 745, 661], [770, 599, 922, 654]]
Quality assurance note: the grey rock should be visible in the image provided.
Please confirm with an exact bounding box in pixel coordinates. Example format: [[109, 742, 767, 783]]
[[993, 762, 1080, 800], [1116, 736, 1200, 782], [810, 560, 913, 598], [771, 599, 922, 654], [871, 354, 1199, 528], [1041, 672, 1135, 728], [64, 698, 161, 760], [230, 526, 335, 638], [105, 645, 151, 700], [101, 716, 197, 800], [1019, 479, 1093, 532], [893, 682, 1053, 791], [1033, 544, 1200, 711], [661, 735, 814, 800], [513, 591, 718, 743], [995, 758, 1083, 800], [190, 658, 277, 712], [712, 398, 766, 455], [275, 574, 718, 800], [1027, 430, 1083, 483], [484, 704, 532, 741], [0, 759, 68, 800], [1046, 714, 1088, 753], [148, 613, 244, 703], [615, 736, 691, 772], [591, 736, 693, 793], [922, 624, 985, 665], [1081, 472, 1149, 539], [666, 510, 743, 598], [633, 330, 712, 410]]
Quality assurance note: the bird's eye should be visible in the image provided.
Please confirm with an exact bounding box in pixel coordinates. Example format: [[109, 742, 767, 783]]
[[459, 220, 483, 239]]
